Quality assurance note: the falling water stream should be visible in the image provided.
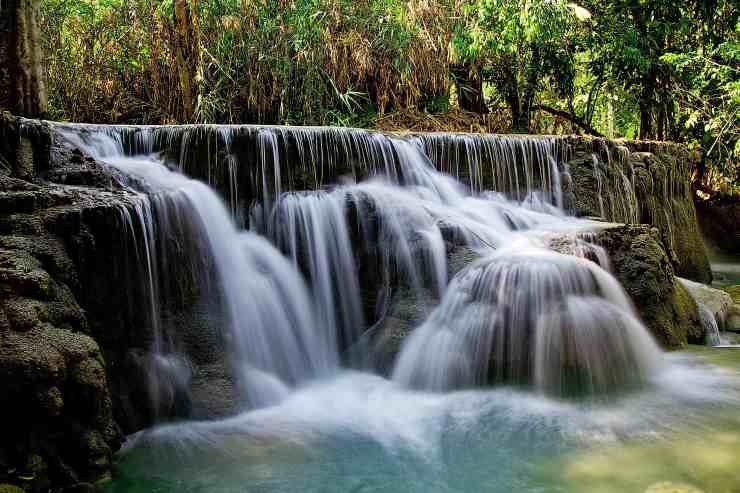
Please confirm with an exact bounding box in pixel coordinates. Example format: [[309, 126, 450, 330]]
[[52, 123, 740, 493]]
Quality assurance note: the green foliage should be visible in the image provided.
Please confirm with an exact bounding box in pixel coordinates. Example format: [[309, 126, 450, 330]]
[[452, 0, 583, 130], [661, 31, 740, 181], [41, 0, 449, 125], [38, 0, 740, 188]]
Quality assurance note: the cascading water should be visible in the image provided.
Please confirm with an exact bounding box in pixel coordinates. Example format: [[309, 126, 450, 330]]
[[58, 127, 336, 410], [699, 305, 724, 347], [392, 247, 660, 394], [44, 122, 740, 493], [56, 122, 661, 399]]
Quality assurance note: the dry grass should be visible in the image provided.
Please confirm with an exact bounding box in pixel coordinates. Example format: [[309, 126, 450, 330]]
[[374, 108, 510, 133], [42, 0, 465, 125]]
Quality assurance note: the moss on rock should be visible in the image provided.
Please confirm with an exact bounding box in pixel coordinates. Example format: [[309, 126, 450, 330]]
[[597, 224, 702, 348], [563, 139, 711, 284]]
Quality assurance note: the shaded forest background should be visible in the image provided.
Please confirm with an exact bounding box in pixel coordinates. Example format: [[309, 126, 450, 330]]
[[40, 0, 739, 192]]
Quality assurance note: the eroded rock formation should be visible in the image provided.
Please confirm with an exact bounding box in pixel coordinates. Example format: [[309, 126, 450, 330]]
[[562, 138, 711, 284], [0, 120, 125, 491], [596, 225, 703, 348]]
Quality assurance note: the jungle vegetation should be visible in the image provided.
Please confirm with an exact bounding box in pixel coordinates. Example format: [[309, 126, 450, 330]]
[[40, 0, 739, 191]]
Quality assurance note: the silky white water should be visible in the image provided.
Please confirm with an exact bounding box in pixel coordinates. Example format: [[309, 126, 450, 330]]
[[60, 127, 337, 408], [50, 123, 740, 493]]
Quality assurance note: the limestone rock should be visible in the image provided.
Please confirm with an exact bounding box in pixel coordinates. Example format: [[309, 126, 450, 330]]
[[0, 116, 128, 491], [722, 286, 740, 333], [361, 287, 438, 374], [678, 278, 733, 327], [596, 224, 703, 348], [446, 244, 483, 277], [2, 296, 48, 331], [562, 139, 711, 284], [189, 362, 240, 420]]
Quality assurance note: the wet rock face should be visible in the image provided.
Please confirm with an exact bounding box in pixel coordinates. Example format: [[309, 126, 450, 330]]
[[562, 138, 712, 284], [596, 224, 703, 348], [0, 119, 131, 491], [1, 116, 240, 492], [359, 245, 479, 372], [0, 211, 126, 489], [361, 287, 439, 375]]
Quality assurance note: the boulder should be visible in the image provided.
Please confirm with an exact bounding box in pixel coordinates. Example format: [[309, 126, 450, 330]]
[[677, 278, 733, 327], [596, 224, 703, 348], [360, 287, 438, 375]]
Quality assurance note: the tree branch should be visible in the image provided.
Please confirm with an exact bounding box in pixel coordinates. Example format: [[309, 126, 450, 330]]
[[532, 104, 605, 137]]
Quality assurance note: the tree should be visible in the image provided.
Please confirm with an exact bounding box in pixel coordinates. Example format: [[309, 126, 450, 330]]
[[662, 16, 739, 192], [172, 0, 200, 121], [582, 0, 703, 140], [0, 0, 47, 117], [453, 0, 582, 132]]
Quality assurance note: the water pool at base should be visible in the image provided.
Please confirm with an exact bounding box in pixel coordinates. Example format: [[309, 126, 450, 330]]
[[105, 350, 740, 493]]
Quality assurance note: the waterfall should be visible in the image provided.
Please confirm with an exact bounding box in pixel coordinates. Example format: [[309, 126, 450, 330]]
[[50, 123, 570, 212], [698, 306, 724, 347], [57, 127, 336, 410], [392, 248, 660, 394], [253, 190, 366, 357], [52, 121, 666, 408]]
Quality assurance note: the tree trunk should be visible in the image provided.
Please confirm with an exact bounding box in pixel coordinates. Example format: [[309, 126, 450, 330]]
[[452, 64, 487, 114], [639, 73, 656, 140], [0, 0, 47, 117], [639, 101, 653, 140], [511, 101, 529, 133], [607, 97, 615, 139], [173, 0, 200, 121], [518, 47, 541, 133]]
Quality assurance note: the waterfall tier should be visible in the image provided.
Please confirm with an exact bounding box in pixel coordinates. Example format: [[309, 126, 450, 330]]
[[47, 121, 672, 410]]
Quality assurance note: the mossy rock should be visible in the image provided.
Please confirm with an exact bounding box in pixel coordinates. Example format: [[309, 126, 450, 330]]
[[721, 285, 740, 304], [718, 286, 740, 332], [362, 287, 438, 374], [2, 296, 48, 332], [597, 224, 702, 348], [564, 144, 712, 284]]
